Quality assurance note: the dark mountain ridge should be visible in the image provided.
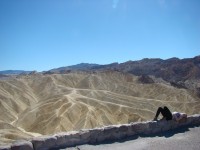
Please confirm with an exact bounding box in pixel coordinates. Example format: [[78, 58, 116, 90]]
[[48, 56, 200, 82], [91, 56, 200, 82], [49, 63, 99, 73]]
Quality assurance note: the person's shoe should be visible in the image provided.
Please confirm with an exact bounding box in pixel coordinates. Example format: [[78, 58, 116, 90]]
[[160, 117, 166, 121]]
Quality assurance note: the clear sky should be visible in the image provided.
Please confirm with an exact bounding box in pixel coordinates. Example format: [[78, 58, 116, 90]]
[[0, 0, 200, 71]]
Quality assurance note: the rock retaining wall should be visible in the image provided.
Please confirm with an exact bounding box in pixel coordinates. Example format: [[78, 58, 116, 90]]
[[1, 114, 200, 150]]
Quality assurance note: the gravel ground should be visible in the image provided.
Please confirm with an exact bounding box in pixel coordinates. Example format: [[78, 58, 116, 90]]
[[60, 125, 200, 150]]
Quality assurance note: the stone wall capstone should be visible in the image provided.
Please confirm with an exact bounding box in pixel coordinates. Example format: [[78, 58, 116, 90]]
[[0, 114, 200, 150]]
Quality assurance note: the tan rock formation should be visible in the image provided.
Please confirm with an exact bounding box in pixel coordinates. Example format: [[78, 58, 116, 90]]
[[0, 71, 200, 145]]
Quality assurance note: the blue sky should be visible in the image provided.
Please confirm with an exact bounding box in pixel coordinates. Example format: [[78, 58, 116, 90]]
[[0, 0, 200, 71]]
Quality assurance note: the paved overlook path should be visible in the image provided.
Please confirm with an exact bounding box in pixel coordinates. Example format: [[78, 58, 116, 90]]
[[62, 125, 200, 150]]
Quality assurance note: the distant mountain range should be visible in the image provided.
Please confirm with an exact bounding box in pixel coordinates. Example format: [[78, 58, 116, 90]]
[[1, 56, 200, 82], [0, 70, 31, 75], [47, 56, 200, 81]]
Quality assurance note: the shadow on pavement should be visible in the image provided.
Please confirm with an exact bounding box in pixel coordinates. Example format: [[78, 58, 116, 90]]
[[141, 124, 200, 138], [51, 124, 200, 150]]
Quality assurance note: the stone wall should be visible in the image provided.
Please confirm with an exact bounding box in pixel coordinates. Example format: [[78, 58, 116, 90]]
[[1, 114, 200, 150]]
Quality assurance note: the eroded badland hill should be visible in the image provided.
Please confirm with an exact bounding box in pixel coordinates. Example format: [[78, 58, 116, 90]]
[[0, 56, 200, 145]]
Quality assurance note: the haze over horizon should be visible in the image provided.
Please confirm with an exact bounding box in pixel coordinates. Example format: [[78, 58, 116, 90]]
[[0, 0, 200, 71]]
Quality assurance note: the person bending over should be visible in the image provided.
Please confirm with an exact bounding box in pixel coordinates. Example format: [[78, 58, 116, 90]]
[[153, 106, 187, 122]]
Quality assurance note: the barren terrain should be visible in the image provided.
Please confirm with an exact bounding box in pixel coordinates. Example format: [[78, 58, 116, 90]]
[[0, 71, 200, 145]]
